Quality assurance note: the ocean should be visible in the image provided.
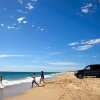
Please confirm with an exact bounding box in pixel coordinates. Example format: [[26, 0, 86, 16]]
[[0, 72, 58, 88]]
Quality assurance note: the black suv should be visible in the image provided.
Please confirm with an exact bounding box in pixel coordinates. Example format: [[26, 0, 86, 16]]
[[75, 64, 100, 79]]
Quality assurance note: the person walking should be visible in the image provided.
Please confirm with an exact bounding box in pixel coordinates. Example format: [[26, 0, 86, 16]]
[[40, 71, 45, 84], [32, 73, 39, 88]]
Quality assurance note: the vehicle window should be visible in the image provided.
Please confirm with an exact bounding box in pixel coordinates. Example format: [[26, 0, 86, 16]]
[[85, 66, 90, 70]]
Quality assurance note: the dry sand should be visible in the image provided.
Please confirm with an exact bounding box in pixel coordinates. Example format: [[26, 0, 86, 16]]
[[6, 72, 100, 100]]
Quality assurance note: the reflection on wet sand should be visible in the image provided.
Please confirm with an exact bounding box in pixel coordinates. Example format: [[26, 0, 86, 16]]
[[0, 88, 4, 100]]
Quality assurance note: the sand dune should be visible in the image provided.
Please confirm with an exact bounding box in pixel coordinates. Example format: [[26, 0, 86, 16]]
[[6, 72, 100, 100]]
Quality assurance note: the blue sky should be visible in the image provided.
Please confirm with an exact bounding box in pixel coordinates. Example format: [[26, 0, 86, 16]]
[[0, 0, 100, 72]]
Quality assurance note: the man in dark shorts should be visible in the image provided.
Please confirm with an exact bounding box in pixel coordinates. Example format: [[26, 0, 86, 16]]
[[40, 71, 45, 84], [32, 73, 39, 88]]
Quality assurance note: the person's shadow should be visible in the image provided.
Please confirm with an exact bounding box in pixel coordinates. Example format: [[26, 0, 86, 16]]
[[0, 88, 4, 100], [38, 84, 46, 87]]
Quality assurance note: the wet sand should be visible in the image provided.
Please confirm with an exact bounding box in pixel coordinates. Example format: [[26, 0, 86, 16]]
[[0, 82, 32, 100]]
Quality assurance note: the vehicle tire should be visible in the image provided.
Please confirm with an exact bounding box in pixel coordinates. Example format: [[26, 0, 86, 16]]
[[77, 74, 84, 79], [96, 74, 100, 78]]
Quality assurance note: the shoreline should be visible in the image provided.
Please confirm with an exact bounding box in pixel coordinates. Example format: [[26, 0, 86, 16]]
[[0, 72, 58, 88], [0, 72, 59, 100], [4, 72, 100, 100]]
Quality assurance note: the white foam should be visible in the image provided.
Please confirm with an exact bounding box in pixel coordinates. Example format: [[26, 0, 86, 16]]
[[0, 84, 4, 88], [0, 74, 54, 88]]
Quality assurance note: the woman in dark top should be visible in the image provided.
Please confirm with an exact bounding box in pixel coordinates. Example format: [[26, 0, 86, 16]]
[[40, 71, 45, 84]]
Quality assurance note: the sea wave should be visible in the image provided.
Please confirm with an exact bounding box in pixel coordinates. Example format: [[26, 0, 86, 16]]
[[0, 74, 55, 88]]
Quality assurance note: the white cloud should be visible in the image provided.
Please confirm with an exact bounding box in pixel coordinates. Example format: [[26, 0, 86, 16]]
[[32, 25, 35, 28], [7, 26, 16, 30], [17, 17, 25, 23], [69, 38, 100, 51], [81, 3, 93, 14], [48, 62, 77, 66], [0, 0, 39, 32], [25, 3, 34, 10], [81, 38, 100, 45], [7, 24, 20, 30], [23, 20, 28, 24], [39, 28, 45, 32], [36, 26, 47, 32], [0, 54, 25, 58], [72, 45, 93, 51], [0, 24, 4, 27], [68, 42, 79, 46], [81, 8, 89, 14]]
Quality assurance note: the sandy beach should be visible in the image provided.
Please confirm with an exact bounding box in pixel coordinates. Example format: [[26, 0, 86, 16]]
[[5, 72, 100, 100]]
